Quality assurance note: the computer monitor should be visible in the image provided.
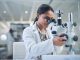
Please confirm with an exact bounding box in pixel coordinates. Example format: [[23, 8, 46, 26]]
[[42, 55, 80, 60]]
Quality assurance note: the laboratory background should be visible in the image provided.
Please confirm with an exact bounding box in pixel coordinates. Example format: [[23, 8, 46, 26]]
[[0, 0, 80, 60]]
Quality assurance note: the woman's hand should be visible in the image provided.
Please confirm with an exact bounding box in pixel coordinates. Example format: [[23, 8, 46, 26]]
[[53, 36, 66, 46]]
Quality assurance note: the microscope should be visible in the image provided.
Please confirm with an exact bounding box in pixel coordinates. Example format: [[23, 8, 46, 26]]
[[49, 10, 78, 55]]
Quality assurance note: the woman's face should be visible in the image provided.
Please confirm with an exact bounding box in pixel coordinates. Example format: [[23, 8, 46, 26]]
[[38, 10, 55, 28]]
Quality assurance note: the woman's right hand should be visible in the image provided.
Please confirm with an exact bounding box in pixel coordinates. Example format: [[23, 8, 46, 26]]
[[53, 36, 66, 46]]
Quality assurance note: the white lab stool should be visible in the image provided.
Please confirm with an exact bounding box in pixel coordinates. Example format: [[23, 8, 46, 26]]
[[13, 42, 26, 60]]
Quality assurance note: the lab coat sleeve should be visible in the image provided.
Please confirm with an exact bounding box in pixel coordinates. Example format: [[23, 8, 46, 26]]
[[47, 27, 64, 55], [22, 28, 54, 58]]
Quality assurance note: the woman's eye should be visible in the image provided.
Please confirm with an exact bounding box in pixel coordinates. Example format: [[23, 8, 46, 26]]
[[44, 16, 50, 20]]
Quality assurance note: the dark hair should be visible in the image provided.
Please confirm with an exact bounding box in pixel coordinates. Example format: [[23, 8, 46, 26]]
[[34, 4, 54, 24]]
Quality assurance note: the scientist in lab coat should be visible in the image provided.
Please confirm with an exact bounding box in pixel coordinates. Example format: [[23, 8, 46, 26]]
[[22, 4, 66, 60]]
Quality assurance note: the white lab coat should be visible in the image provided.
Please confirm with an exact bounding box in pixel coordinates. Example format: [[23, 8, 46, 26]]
[[22, 23, 63, 60]]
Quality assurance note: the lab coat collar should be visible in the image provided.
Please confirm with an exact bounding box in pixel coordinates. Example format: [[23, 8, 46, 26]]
[[31, 23, 41, 42], [31, 23, 52, 42]]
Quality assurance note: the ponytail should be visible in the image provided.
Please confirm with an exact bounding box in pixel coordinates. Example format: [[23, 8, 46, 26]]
[[33, 17, 38, 24]]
